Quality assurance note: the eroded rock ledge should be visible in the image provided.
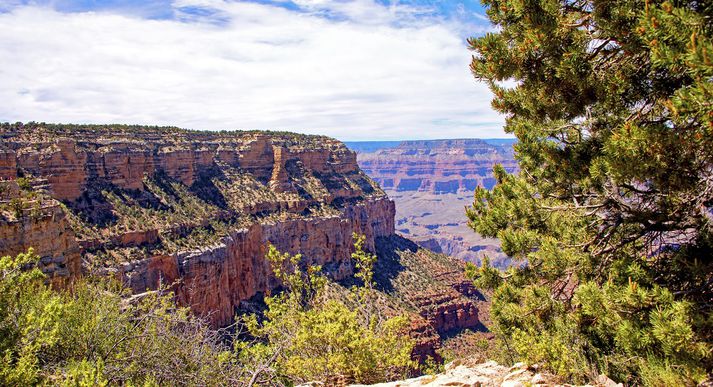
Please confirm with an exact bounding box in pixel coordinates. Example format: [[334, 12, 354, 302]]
[[118, 198, 395, 326]]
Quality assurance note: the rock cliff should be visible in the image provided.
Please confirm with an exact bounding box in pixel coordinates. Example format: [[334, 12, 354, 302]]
[[373, 236, 486, 363], [0, 123, 391, 326], [0, 123, 484, 362], [0, 180, 81, 284], [355, 139, 517, 194]]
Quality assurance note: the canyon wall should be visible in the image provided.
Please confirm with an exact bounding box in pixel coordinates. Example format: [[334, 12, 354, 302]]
[[353, 139, 517, 194], [0, 180, 81, 283], [0, 123, 483, 361], [0, 123, 392, 326], [119, 198, 394, 326], [349, 139, 517, 268], [373, 235, 485, 363]]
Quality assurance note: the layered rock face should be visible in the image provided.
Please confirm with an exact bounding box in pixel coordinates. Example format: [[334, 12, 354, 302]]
[[350, 139, 517, 268], [0, 123, 392, 326], [1, 123, 484, 362], [374, 236, 485, 363], [355, 139, 517, 194], [0, 147, 17, 180], [121, 199, 394, 326], [0, 181, 81, 284]]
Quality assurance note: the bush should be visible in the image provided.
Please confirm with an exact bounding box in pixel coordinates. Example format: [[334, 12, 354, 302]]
[[238, 238, 415, 385], [15, 178, 32, 191], [0, 240, 416, 385], [0, 249, 245, 385]]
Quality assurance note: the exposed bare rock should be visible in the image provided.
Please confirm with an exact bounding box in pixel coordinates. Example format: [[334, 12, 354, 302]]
[[0, 123, 392, 327], [97, 146, 155, 190], [351, 359, 618, 387], [3, 125, 368, 206], [356, 139, 517, 194], [0, 146, 17, 179], [116, 197, 394, 326], [0, 181, 81, 283], [374, 236, 484, 362], [0, 123, 486, 362], [15, 139, 89, 201]]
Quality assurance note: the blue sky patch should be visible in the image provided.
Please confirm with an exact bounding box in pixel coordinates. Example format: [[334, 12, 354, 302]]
[[3, 0, 487, 22]]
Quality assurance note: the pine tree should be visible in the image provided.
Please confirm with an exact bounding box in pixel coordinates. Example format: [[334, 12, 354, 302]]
[[466, 0, 712, 384]]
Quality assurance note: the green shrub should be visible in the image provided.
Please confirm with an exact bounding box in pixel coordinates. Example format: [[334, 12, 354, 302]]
[[15, 178, 32, 192], [0, 249, 245, 385], [239, 240, 415, 385]]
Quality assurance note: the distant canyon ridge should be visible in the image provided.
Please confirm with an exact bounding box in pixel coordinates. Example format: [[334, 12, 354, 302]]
[[347, 139, 518, 268]]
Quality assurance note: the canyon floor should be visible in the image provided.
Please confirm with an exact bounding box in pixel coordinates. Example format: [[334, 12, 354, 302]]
[[390, 190, 510, 268]]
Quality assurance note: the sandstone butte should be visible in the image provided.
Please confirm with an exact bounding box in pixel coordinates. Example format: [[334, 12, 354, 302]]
[[0, 122, 485, 363]]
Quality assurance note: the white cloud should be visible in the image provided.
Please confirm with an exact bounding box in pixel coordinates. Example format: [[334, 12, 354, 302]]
[[0, 0, 506, 140]]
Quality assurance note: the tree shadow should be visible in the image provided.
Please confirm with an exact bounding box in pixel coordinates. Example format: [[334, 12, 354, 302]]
[[189, 164, 229, 210], [69, 186, 118, 227], [372, 235, 418, 294]]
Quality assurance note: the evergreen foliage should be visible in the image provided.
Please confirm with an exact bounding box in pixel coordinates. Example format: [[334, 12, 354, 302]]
[[466, 0, 712, 384]]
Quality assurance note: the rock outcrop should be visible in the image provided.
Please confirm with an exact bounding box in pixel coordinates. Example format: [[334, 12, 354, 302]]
[[0, 146, 17, 180], [374, 236, 485, 363], [0, 181, 81, 284], [118, 198, 394, 326], [355, 139, 517, 194], [0, 123, 484, 362], [351, 359, 622, 387]]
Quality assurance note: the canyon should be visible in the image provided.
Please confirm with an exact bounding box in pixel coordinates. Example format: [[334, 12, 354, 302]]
[[0, 122, 483, 361], [347, 139, 517, 268]]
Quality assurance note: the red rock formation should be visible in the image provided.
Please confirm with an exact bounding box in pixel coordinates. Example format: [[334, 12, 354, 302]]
[[15, 139, 89, 201], [98, 146, 155, 190], [409, 317, 442, 362], [0, 123, 483, 359], [0, 182, 81, 283], [269, 146, 296, 193], [0, 147, 17, 180], [3, 127, 367, 205], [117, 197, 394, 326], [0, 124, 490, 371], [422, 301, 479, 334], [374, 236, 483, 363], [0, 123, 394, 327], [117, 229, 160, 247], [352, 139, 516, 267], [356, 139, 517, 194]]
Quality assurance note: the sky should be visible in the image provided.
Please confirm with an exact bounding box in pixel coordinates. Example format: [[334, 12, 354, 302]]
[[0, 0, 507, 141]]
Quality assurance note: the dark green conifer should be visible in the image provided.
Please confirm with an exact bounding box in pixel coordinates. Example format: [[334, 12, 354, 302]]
[[466, 1, 712, 384]]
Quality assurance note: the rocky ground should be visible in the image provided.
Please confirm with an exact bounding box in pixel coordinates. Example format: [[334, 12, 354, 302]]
[[351, 359, 622, 387]]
